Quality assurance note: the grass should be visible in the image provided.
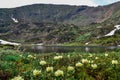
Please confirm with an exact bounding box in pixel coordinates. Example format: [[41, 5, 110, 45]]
[[0, 48, 120, 80]]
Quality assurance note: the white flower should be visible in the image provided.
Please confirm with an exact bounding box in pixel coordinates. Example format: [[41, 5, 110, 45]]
[[75, 62, 83, 67], [54, 56, 59, 60], [112, 60, 118, 65], [81, 59, 89, 63], [55, 70, 64, 77], [95, 57, 99, 59], [46, 67, 53, 72], [33, 69, 41, 76], [11, 75, 24, 80], [91, 64, 97, 69], [40, 60, 47, 65], [88, 60, 94, 63], [67, 55, 70, 58], [67, 66, 74, 72], [34, 57, 36, 59], [19, 55, 23, 57], [54, 56, 63, 60], [28, 55, 34, 58], [59, 56, 63, 59], [105, 53, 108, 57]]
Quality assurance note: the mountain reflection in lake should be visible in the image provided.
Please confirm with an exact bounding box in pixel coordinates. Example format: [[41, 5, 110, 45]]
[[19, 45, 120, 53]]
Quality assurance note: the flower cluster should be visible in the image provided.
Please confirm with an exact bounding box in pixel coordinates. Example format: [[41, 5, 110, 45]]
[[27, 55, 36, 59], [33, 69, 41, 76], [91, 64, 97, 69], [81, 59, 89, 63], [67, 66, 74, 72], [55, 70, 64, 77], [75, 62, 83, 67], [112, 60, 118, 65], [54, 56, 63, 60], [105, 53, 108, 57], [88, 60, 94, 64], [46, 67, 53, 72], [39, 60, 47, 65], [95, 57, 99, 59], [11, 75, 24, 80]]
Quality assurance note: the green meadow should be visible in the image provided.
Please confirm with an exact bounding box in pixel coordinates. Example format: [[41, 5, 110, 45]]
[[0, 48, 120, 80]]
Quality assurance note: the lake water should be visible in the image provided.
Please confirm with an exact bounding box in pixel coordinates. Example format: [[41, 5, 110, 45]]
[[19, 45, 120, 53]]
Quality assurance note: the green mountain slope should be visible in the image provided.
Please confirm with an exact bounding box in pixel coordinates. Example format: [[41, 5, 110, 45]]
[[0, 1, 120, 45]]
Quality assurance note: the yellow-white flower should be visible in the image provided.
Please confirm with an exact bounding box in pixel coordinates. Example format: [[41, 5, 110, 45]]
[[40, 60, 47, 65], [95, 57, 99, 59], [91, 64, 97, 69], [105, 53, 108, 57], [55, 70, 64, 77], [67, 66, 74, 72], [59, 56, 63, 58], [19, 55, 23, 57], [11, 75, 24, 80], [28, 55, 34, 58], [81, 59, 89, 63], [88, 60, 94, 63], [46, 67, 53, 72], [112, 60, 118, 65], [33, 69, 41, 76], [75, 62, 83, 67], [67, 55, 70, 58], [54, 56, 59, 60], [54, 56, 63, 60], [33, 57, 36, 59]]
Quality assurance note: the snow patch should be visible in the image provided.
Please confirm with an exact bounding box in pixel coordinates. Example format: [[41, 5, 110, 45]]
[[36, 43, 43, 46], [105, 29, 117, 36], [115, 25, 120, 30], [85, 42, 90, 45], [105, 25, 120, 37], [11, 17, 18, 23], [0, 39, 20, 46], [118, 45, 120, 47]]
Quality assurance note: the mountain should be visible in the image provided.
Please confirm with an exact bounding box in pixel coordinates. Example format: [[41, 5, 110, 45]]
[[0, 1, 120, 45], [0, 1, 120, 26]]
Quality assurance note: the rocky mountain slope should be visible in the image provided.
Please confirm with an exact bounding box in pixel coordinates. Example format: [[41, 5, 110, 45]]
[[0, 1, 120, 45]]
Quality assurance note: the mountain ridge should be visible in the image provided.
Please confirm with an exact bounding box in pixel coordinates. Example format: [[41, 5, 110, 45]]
[[0, 1, 119, 25]]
